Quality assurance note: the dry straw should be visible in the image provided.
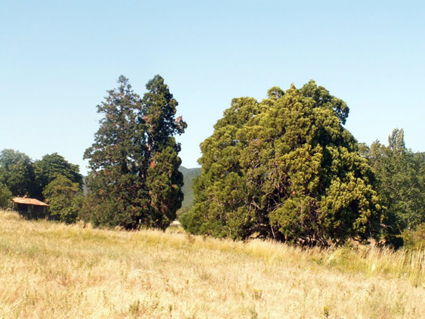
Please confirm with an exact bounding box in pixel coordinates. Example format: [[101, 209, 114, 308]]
[[0, 210, 424, 318]]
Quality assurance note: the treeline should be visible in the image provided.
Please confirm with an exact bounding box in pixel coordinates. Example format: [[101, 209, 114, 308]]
[[1, 76, 424, 248], [360, 131, 425, 248], [0, 151, 83, 222]]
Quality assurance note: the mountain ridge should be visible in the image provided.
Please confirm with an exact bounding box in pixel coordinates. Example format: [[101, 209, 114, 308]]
[[179, 166, 201, 211]]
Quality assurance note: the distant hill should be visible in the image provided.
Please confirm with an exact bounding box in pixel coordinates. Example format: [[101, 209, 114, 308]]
[[179, 166, 201, 210]]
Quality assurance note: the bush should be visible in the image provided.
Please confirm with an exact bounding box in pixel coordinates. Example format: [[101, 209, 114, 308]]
[[401, 223, 425, 250], [0, 182, 12, 209]]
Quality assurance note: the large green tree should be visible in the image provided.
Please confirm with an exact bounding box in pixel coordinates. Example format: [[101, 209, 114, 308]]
[[43, 175, 83, 223], [361, 129, 425, 246], [0, 182, 12, 208], [83, 75, 186, 229], [0, 149, 35, 197], [33, 153, 83, 200], [182, 81, 381, 246]]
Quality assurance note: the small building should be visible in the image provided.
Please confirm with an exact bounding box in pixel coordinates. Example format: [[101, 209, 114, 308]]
[[12, 197, 49, 219]]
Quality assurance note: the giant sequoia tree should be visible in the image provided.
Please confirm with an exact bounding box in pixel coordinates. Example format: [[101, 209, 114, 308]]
[[182, 81, 382, 246], [83, 75, 186, 229]]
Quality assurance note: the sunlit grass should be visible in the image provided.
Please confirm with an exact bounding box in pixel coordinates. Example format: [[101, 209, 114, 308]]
[[0, 210, 424, 318]]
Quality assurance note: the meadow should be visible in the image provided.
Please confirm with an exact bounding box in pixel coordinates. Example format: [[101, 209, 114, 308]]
[[0, 210, 424, 319]]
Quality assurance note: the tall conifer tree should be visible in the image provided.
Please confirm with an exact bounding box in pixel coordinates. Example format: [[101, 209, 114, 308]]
[[84, 75, 186, 229]]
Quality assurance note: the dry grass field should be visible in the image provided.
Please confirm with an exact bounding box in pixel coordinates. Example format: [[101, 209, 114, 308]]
[[0, 210, 424, 318]]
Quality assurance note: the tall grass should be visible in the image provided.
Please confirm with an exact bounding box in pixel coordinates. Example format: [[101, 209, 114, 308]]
[[0, 210, 424, 318]]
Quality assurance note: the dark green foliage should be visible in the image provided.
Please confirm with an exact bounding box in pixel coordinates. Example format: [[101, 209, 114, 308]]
[[43, 175, 83, 223], [182, 81, 381, 246], [362, 129, 425, 246], [0, 149, 35, 196], [0, 182, 12, 208], [83, 75, 186, 229], [33, 153, 83, 200]]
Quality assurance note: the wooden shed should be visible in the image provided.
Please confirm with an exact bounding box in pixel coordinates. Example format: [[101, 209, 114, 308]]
[[12, 197, 49, 219]]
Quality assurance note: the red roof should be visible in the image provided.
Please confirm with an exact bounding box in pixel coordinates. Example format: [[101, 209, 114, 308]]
[[12, 197, 49, 207]]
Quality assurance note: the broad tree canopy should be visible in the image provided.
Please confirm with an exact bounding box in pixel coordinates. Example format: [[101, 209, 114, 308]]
[[0, 149, 35, 197], [33, 152, 83, 200], [182, 81, 381, 246]]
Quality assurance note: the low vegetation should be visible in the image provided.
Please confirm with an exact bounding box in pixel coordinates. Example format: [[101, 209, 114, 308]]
[[1, 210, 424, 318]]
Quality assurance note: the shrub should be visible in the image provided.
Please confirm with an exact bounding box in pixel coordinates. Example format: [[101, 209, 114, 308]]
[[0, 182, 12, 209], [401, 223, 425, 250]]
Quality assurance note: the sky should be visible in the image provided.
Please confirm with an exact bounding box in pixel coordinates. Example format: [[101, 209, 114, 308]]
[[1, 0, 424, 175]]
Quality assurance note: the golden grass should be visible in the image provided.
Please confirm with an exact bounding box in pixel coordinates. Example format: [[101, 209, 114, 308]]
[[0, 210, 424, 318]]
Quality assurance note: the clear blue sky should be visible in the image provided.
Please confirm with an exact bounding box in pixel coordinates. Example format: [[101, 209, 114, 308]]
[[1, 0, 424, 175]]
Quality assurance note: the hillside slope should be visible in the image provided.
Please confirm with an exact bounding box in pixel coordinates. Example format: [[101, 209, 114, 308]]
[[0, 210, 424, 318], [179, 166, 201, 210]]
